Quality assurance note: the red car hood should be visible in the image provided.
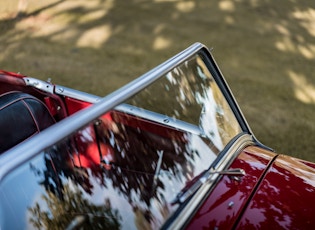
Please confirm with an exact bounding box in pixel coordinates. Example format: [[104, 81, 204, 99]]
[[236, 154, 315, 229], [186, 146, 315, 229]]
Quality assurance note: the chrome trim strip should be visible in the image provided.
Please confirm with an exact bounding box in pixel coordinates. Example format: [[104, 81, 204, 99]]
[[55, 85, 101, 103], [0, 42, 205, 182], [166, 133, 254, 230], [24, 77, 54, 94], [115, 104, 206, 136]]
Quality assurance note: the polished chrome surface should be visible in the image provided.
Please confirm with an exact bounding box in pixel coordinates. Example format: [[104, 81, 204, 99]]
[[23, 77, 54, 94], [55, 85, 101, 103], [116, 103, 205, 136]]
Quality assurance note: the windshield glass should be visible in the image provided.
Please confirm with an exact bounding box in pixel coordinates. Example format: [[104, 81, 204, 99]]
[[0, 53, 242, 229], [126, 54, 241, 148]]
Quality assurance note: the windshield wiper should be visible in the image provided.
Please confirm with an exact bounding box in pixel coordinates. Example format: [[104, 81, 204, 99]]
[[171, 168, 245, 204]]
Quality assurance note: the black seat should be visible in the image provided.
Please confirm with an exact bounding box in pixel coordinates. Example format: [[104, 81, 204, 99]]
[[0, 91, 55, 154]]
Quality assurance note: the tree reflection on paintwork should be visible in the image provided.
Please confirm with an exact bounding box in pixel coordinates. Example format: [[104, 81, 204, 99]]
[[185, 148, 274, 229], [186, 148, 315, 230], [238, 155, 315, 229]]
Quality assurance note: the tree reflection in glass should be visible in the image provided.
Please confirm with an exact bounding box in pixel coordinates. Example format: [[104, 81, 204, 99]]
[[0, 53, 242, 229]]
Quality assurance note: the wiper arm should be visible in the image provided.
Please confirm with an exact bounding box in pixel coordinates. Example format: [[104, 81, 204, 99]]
[[171, 168, 245, 204]]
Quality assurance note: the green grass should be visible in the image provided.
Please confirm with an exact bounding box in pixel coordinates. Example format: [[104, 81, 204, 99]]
[[1, 0, 315, 161]]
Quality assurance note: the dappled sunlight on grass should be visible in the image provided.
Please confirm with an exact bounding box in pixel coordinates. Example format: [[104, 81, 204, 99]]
[[175, 1, 195, 13], [1, 0, 315, 161], [153, 36, 172, 50], [77, 9, 108, 24], [5, 0, 201, 51], [288, 70, 315, 104], [7, 0, 116, 47], [292, 8, 315, 37], [275, 36, 297, 53], [297, 44, 315, 59], [77, 24, 112, 48], [154, 0, 178, 2], [275, 8, 315, 59], [224, 15, 235, 25], [218, 0, 235, 12]]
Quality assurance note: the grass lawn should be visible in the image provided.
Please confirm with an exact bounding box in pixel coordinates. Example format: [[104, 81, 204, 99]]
[[1, 0, 315, 161]]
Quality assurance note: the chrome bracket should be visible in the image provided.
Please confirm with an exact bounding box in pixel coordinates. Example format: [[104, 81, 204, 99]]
[[23, 77, 54, 94]]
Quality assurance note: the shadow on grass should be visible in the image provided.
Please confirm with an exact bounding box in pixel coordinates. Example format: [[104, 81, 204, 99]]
[[0, 0, 315, 160]]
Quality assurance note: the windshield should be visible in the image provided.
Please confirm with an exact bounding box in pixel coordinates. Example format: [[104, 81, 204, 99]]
[[126, 54, 241, 148], [0, 52, 242, 229]]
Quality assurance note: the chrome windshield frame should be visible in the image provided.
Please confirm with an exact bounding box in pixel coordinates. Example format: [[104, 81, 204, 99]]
[[0, 42, 255, 181], [0, 42, 256, 230], [0, 43, 209, 182]]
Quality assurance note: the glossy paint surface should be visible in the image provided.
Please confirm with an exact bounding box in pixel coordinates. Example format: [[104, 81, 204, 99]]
[[186, 146, 276, 229], [187, 145, 315, 229], [236, 154, 315, 229], [64, 96, 92, 115]]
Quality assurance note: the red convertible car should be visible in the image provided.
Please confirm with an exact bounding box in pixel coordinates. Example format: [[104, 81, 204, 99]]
[[0, 43, 315, 229]]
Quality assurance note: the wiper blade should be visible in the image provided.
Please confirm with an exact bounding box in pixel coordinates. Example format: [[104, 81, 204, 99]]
[[171, 168, 245, 204]]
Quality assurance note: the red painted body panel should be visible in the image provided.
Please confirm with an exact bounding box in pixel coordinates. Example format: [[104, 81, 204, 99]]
[[187, 146, 315, 229], [64, 96, 92, 115], [0, 70, 25, 78], [186, 146, 276, 229], [236, 155, 315, 229]]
